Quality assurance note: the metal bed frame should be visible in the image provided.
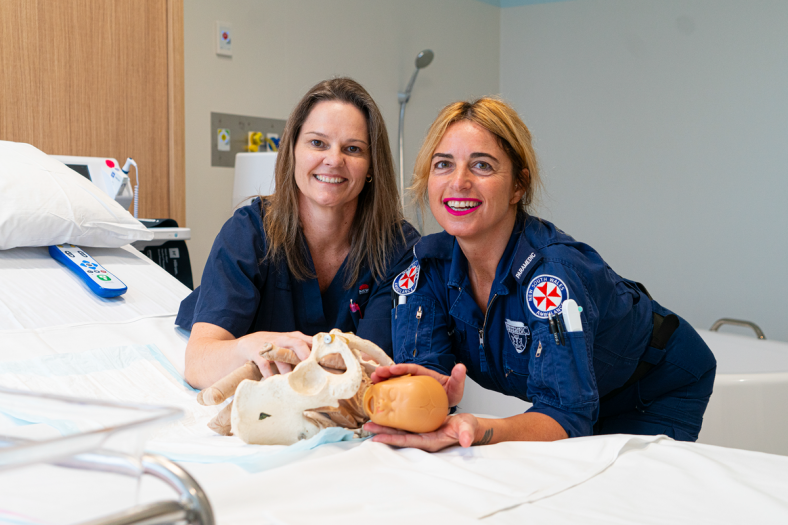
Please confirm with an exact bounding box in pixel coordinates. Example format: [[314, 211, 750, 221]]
[[0, 387, 214, 525], [64, 451, 214, 525]]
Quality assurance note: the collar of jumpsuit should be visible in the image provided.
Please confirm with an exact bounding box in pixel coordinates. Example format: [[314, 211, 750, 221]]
[[414, 213, 544, 325]]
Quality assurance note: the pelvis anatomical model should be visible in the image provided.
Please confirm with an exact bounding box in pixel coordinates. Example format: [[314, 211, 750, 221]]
[[197, 330, 394, 445]]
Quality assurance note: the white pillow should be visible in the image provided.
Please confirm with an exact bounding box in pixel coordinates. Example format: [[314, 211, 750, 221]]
[[0, 141, 153, 249]]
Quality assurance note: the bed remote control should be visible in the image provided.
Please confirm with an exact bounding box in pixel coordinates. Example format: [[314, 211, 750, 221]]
[[49, 244, 127, 298]]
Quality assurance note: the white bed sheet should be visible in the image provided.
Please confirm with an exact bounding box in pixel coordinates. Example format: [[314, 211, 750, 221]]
[[1, 333, 787, 524], [0, 316, 190, 373], [2, 244, 788, 524], [0, 245, 189, 331], [491, 440, 788, 524], [2, 343, 672, 524]]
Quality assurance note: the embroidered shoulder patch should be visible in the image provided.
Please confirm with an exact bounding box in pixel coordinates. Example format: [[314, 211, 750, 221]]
[[526, 274, 568, 319], [393, 260, 420, 296]]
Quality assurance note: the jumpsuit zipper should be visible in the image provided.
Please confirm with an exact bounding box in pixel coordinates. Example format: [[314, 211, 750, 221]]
[[413, 306, 423, 357], [479, 294, 508, 391], [478, 294, 498, 355]]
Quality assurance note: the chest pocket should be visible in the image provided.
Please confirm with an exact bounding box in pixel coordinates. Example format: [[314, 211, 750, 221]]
[[392, 296, 435, 363], [529, 327, 598, 409], [355, 280, 372, 309]]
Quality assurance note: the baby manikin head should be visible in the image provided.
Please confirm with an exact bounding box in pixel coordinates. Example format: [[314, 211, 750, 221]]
[[363, 375, 449, 433]]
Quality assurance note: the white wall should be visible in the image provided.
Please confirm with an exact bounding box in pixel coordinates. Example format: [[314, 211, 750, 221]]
[[184, 0, 500, 286], [501, 0, 788, 341]]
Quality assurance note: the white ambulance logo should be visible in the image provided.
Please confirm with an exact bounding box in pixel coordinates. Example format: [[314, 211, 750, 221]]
[[505, 319, 530, 354], [526, 274, 568, 319]]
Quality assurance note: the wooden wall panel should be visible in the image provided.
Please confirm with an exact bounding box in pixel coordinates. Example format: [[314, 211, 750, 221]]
[[0, 0, 184, 224], [168, 0, 185, 227], [0, 2, 43, 147]]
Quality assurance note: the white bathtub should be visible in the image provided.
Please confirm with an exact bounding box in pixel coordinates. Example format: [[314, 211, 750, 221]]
[[459, 328, 788, 456], [697, 329, 788, 455]]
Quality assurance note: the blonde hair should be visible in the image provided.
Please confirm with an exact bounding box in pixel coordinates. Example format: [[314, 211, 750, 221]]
[[262, 78, 404, 287], [411, 97, 541, 214]]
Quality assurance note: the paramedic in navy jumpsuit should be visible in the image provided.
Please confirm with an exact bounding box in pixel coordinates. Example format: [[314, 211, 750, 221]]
[[366, 98, 716, 451], [177, 78, 419, 389]]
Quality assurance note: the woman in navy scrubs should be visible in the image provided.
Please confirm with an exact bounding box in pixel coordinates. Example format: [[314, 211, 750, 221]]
[[177, 78, 419, 389], [366, 98, 715, 450]]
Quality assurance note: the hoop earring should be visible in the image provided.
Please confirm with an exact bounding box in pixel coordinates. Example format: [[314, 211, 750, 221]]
[[366, 174, 372, 183]]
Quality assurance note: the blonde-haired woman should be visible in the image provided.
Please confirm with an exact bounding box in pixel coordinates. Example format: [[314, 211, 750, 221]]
[[178, 78, 419, 389], [367, 97, 715, 451]]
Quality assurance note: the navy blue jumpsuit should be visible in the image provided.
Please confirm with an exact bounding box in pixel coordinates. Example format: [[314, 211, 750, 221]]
[[391, 214, 716, 441], [177, 198, 420, 356]]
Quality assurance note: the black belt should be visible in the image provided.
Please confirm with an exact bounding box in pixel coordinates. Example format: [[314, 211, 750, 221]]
[[599, 310, 679, 404]]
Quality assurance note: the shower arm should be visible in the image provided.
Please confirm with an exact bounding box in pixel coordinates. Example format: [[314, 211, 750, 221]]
[[398, 98, 407, 213], [398, 68, 420, 216]]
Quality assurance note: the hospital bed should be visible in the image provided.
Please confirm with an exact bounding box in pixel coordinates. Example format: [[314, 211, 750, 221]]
[[2, 144, 788, 524], [2, 242, 787, 524]]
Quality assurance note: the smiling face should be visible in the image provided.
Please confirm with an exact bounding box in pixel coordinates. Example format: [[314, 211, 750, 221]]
[[427, 120, 525, 244], [294, 100, 371, 214]]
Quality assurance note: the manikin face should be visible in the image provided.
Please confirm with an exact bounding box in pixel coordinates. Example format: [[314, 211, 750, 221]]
[[363, 375, 449, 433], [293, 100, 371, 213], [427, 120, 525, 244]]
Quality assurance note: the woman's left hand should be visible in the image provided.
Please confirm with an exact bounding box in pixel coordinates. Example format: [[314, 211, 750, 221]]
[[363, 413, 481, 452]]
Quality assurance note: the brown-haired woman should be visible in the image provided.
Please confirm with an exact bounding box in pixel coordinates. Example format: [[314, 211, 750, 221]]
[[177, 78, 419, 389], [367, 97, 715, 451]]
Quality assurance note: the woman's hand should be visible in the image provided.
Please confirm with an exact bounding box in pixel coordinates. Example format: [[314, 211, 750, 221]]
[[364, 413, 482, 452], [364, 411, 567, 452], [235, 331, 313, 378], [185, 323, 313, 388], [371, 363, 467, 408]]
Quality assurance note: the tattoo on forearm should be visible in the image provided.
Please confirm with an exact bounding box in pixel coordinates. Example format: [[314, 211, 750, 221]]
[[473, 428, 493, 446]]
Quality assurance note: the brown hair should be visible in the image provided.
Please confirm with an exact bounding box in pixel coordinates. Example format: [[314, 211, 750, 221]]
[[262, 77, 403, 286], [411, 97, 541, 214]]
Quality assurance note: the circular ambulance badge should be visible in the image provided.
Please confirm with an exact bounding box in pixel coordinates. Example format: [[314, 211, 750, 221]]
[[393, 261, 420, 296], [526, 274, 568, 319]]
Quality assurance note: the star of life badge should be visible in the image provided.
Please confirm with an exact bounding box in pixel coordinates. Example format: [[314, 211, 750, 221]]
[[393, 260, 420, 296], [526, 274, 568, 319], [505, 319, 530, 354]]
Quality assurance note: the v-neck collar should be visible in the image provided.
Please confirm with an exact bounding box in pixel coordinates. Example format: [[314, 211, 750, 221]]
[[300, 242, 351, 326]]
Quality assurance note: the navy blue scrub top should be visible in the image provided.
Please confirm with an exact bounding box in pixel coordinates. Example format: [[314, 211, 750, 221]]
[[176, 198, 420, 356], [391, 214, 658, 438]]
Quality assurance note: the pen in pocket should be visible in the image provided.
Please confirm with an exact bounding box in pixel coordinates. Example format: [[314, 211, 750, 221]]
[[350, 299, 363, 319], [556, 312, 566, 345], [548, 313, 561, 346]]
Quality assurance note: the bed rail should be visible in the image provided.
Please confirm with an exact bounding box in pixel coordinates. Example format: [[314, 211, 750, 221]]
[[61, 451, 214, 525]]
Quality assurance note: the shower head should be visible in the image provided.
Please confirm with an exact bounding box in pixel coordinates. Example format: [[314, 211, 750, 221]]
[[398, 49, 436, 223], [415, 49, 434, 69], [402, 49, 435, 99]]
